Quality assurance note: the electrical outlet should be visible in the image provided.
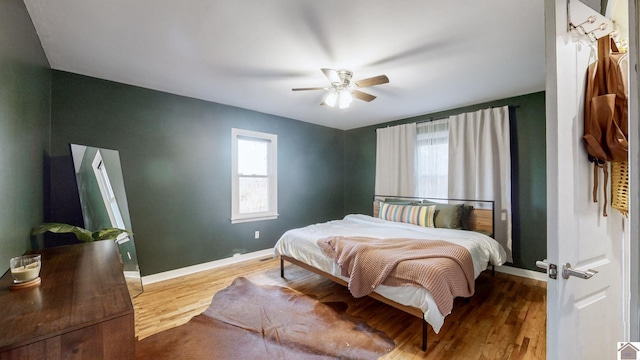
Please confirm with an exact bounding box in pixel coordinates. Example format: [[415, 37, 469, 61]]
[[254, 231, 260, 239]]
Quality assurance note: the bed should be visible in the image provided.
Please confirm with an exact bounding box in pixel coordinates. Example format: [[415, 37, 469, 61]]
[[274, 196, 507, 351]]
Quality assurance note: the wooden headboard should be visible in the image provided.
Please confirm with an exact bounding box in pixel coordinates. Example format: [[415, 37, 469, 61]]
[[373, 196, 494, 236]]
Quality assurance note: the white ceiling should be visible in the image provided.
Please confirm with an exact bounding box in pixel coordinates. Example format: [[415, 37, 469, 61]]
[[24, 0, 546, 130]]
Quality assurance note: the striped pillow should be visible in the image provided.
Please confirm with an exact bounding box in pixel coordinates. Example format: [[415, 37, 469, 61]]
[[378, 203, 436, 228]]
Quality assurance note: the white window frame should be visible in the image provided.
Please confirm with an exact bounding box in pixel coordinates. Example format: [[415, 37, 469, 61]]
[[92, 151, 126, 229], [231, 128, 278, 224]]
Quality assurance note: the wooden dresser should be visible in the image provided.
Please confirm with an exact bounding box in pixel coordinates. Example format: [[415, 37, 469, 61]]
[[0, 241, 135, 359]]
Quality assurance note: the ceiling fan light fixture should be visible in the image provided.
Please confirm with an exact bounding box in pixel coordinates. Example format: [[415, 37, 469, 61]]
[[338, 90, 353, 109], [324, 92, 338, 107], [293, 68, 389, 108]]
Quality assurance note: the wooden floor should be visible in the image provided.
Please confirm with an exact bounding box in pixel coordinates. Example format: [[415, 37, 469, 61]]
[[133, 256, 546, 359]]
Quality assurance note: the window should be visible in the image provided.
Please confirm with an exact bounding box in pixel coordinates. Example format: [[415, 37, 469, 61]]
[[92, 151, 126, 229], [416, 119, 449, 198], [231, 128, 278, 223]]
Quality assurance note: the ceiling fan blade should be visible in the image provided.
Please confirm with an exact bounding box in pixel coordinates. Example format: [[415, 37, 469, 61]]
[[292, 87, 327, 91], [354, 75, 389, 88], [321, 68, 341, 84], [352, 90, 377, 102]]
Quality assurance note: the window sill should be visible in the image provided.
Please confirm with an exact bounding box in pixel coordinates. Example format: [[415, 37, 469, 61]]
[[231, 214, 278, 224]]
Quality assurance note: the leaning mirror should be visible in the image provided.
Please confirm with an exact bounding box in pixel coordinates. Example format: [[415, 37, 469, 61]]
[[70, 144, 143, 298]]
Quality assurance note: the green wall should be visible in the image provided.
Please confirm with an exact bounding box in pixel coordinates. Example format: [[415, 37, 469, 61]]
[[49, 71, 345, 276], [0, 0, 51, 272], [344, 92, 547, 271], [48, 70, 545, 275]]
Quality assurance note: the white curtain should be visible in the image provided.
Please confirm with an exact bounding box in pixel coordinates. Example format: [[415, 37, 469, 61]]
[[416, 119, 449, 198], [448, 106, 513, 262], [375, 123, 417, 196]]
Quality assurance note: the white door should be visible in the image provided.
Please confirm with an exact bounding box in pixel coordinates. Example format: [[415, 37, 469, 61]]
[[544, 1, 629, 359]]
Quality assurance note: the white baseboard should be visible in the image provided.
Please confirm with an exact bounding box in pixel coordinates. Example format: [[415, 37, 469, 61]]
[[493, 264, 548, 282], [142, 249, 547, 285], [141, 249, 274, 285], [123, 270, 140, 279]]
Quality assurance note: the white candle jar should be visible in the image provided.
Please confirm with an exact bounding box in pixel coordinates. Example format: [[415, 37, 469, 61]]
[[10, 254, 41, 283]]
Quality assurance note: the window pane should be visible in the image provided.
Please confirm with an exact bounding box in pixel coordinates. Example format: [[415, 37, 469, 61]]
[[239, 177, 268, 213], [238, 138, 268, 175], [97, 161, 117, 201], [416, 142, 449, 197], [416, 120, 449, 198]]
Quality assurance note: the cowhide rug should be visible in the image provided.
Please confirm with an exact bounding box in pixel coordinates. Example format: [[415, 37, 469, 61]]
[[136, 277, 395, 359]]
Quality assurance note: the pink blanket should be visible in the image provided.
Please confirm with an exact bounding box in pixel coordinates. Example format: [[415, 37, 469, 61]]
[[317, 236, 475, 316]]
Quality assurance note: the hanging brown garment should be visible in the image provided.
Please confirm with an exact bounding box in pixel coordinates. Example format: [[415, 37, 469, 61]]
[[583, 35, 628, 217], [605, 44, 629, 161]]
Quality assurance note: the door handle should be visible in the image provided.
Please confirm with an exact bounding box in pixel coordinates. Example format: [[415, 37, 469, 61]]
[[562, 263, 598, 279]]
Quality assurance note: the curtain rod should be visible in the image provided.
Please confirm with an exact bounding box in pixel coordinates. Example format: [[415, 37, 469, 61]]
[[417, 105, 520, 124], [377, 105, 520, 129], [416, 117, 447, 124]]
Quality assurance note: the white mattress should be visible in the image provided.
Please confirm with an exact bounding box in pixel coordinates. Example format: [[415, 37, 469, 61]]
[[273, 214, 507, 333]]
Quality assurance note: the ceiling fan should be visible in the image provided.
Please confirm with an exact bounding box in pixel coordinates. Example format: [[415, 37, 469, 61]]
[[292, 68, 389, 109]]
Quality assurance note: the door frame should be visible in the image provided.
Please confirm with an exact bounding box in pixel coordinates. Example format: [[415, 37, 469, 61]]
[[627, 0, 639, 341]]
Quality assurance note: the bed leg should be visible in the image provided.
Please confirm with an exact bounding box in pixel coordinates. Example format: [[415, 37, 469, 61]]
[[422, 318, 428, 351], [280, 257, 285, 278], [492, 265, 495, 277]]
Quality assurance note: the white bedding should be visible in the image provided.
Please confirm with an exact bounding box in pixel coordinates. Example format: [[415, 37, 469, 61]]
[[273, 214, 507, 333]]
